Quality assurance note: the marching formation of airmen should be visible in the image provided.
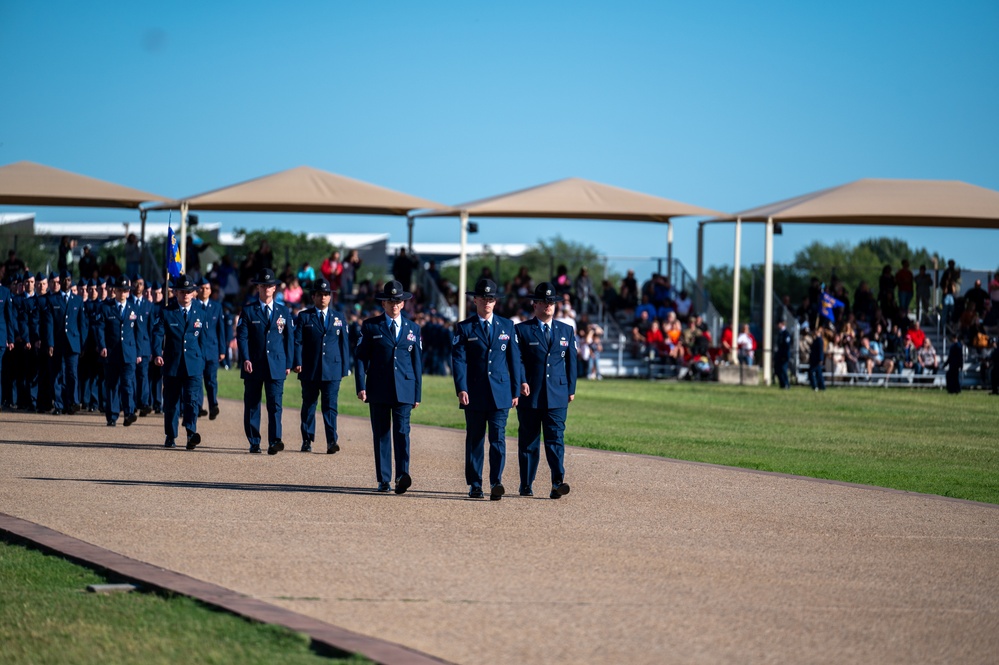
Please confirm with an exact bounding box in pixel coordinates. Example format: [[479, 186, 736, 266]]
[[0, 268, 577, 500]]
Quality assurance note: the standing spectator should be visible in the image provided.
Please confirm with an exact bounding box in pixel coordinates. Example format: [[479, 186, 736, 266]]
[[253, 240, 274, 273], [391, 248, 418, 292], [808, 327, 825, 391], [574, 267, 593, 313], [966, 279, 989, 315], [321, 251, 343, 292], [297, 261, 316, 285], [78, 244, 99, 281], [283, 276, 303, 308], [736, 324, 756, 366], [942, 334, 963, 394], [940, 259, 961, 297], [877, 265, 896, 314], [895, 260, 914, 314], [57, 237, 75, 275], [774, 319, 791, 389], [553, 265, 571, 296], [124, 233, 142, 278], [3, 250, 25, 277], [914, 265, 934, 322], [342, 249, 362, 302]]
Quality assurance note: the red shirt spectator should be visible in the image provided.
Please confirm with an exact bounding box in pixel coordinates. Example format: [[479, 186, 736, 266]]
[[906, 325, 925, 349]]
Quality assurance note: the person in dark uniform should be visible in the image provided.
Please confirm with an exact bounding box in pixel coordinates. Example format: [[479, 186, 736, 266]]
[[44, 271, 87, 414], [96, 276, 140, 427], [942, 334, 963, 395], [293, 278, 350, 453], [79, 279, 102, 412], [129, 276, 154, 417], [16, 272, 40, 411], [0, 277, 15, 410], [451, 278, 521, 500], [152, 274, 208, 449], [774, 318, 792, 389], [147, 280, 164, 413], [236, 268, 295, 455], [354, 280, 422, 494], [808, 326, 825, 391], [195, 277, 226, 420], [989, 339, 999, 395], [515, 282, 576, 500]]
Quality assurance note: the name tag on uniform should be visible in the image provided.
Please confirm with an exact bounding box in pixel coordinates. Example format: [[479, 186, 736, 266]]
[[252, 321, 264, 325], [372, 334, 383, 339], [529, 342, 539, 346], [467, 337, 479, 342], [169, 322, 179, 327]]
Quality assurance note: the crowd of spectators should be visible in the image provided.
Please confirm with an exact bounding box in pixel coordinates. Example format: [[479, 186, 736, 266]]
[[791, 259, 999, 381]]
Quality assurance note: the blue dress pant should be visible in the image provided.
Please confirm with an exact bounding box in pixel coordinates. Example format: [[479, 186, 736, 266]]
[[300, 379, 340, 445], [163, 374, 201, 440], [1, 347, 13, 406], [17, 347, 38, 410], [36, 350, 53, 411], [243, 376, 285, 446], [775, 359, 790, 389], [808, 365, 825, 390], [202, 359, 219, 408], [149, 362, 163, 409], [517, 404, 567, 490], [52, 351, 79, 410], [135, 356, 151, 408], [464, 407, 508, 488], [104, 362, 136, 422], [368, 402, 412, 484]]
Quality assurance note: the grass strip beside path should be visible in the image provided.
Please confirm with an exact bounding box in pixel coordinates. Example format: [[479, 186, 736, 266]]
[[217, 371, 999, 505], [0, 538, 369, 665]]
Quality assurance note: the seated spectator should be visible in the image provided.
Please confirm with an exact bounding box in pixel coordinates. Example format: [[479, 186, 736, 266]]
[[297, 261, 316, 284], [620, 270, 638, 308], [859, 335, 895, 375], [829, 333, 847, 376], [906, 320, 926, 350], [736, 324, 756, 366], [681, 317, 702, 352], [966, 279, 989, 314], [916, 338, 939, 374], [645, 320, 667, 359], [664, 313, 683, 361], [283, 276, 303, 307], [601, 280, 618, 312], [554, 264, 571, 295], [674, 290, 693, 322], [635, 295, 657, 322]]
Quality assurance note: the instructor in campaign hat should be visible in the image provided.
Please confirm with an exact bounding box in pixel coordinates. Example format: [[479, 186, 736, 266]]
[[354, 280, 422, 494], [451, 278, 521, 500]]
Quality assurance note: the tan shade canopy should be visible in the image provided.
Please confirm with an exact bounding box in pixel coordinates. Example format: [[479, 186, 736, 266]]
[[728, 178, 999, 229], [147, 165, 442, 215], [0, 161, 170, 208], [415, 177, 724, 221]]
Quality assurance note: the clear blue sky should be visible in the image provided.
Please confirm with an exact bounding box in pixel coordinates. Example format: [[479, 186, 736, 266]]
[[2, 0, 997, 277]]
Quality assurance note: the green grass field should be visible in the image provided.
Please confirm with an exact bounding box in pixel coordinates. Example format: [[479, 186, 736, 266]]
[[0, 538, 370, 665], [218, 371, 999, 505]]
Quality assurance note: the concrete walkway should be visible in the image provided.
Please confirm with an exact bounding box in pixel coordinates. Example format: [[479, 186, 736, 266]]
[[1, 402, 997, 665]]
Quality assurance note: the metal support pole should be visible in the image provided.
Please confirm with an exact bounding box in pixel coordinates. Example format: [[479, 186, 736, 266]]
[[180, 202, 189, 275], [139, 209, 147, 279], [731, 216, 742, 364], [696, 221, 705, 313], [667, 220, 674, 283], [407, 215, 414, 255], [762, 217, 775, 386], [459, 211, 468, 321]]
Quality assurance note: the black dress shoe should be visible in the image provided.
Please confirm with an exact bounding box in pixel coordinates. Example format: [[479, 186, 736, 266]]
[[123, 414, 137, 427], [326, 442, 340, 454], [186, 431, 201, 450], [139, 406, 151, 417], [106, 421, 116, 427], [301, 442, 312, 453], [249, 444, 262, 454], [490, 484, 505, 501], [52, 408, 63, 415], [549, 482, 571, 500], [209, 405, 219, 420], [199, 408, 208, 417], [164, 438, 176, 448], [88, 406, 97, 413], [376, 482, 391, 493], [519, 487, 533, 497], [153, 407, 162, 414], [469, 486, 484, 499], [267, 440, 284, 455], [394, 473, 412, 495]]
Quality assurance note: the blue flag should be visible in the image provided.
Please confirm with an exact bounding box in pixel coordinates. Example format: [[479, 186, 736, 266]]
[[166, 224, 182, 278], [820, 292, 844, 321]]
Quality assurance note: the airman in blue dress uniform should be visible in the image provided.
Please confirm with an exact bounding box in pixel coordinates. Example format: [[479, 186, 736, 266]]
[[515, 282, 577, 499], [236, 268, 295, 455], [148, 280, 165, 413], [0, 278, 15, 410], [354, 280, 422, 494], [1, 274, 19, 409], [96, 276, 140, 427], [293, 278, 350, 453], [129, 275, 155, 417], [16, 272, 40, 411], [152, 274, 208, 449], [195, 277, 227, 420], [44, 271, 87, 415], [451, 278, 521, 500]]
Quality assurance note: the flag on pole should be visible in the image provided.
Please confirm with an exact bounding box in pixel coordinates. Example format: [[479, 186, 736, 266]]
[[820, 292, 844, 321], [166, 224, 182, 278]]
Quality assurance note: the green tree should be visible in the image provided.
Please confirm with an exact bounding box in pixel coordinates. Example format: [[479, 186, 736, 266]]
[[234, 228, 335, 276]]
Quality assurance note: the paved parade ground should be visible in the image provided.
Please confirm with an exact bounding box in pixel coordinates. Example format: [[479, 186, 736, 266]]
[[1, 402, 998, 664]]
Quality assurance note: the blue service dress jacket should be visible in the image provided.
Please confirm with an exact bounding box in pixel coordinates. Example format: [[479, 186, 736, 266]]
[[236, 300, 295, 380], [44, 293, 87, 354], [197, 298, 227, 362], [152, 300, 209, 378], [0, 286, 15, 348], [354, 314, 422, 405], [129, 296, 154, 358], [451, 314, 521, 410], [294, 307, 350, 382], [95, 300, 139, 365], [514, 318, 577, 409]]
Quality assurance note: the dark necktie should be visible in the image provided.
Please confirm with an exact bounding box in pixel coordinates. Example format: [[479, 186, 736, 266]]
[[183, 308, 188, 323], [391, 319, 398, 339], [265, 305, 271, 322], [544, 322, 551, 344], [482, 319, 490, 343], [119, 304, 125, 319], [320, 311, 326, 330]]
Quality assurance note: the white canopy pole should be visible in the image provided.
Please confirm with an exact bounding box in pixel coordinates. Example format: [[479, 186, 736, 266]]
[[179, 201, 189, 274], [459, 210, 468, 321], [762, 216, 775, 385], [730, 216, 742, 363]]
